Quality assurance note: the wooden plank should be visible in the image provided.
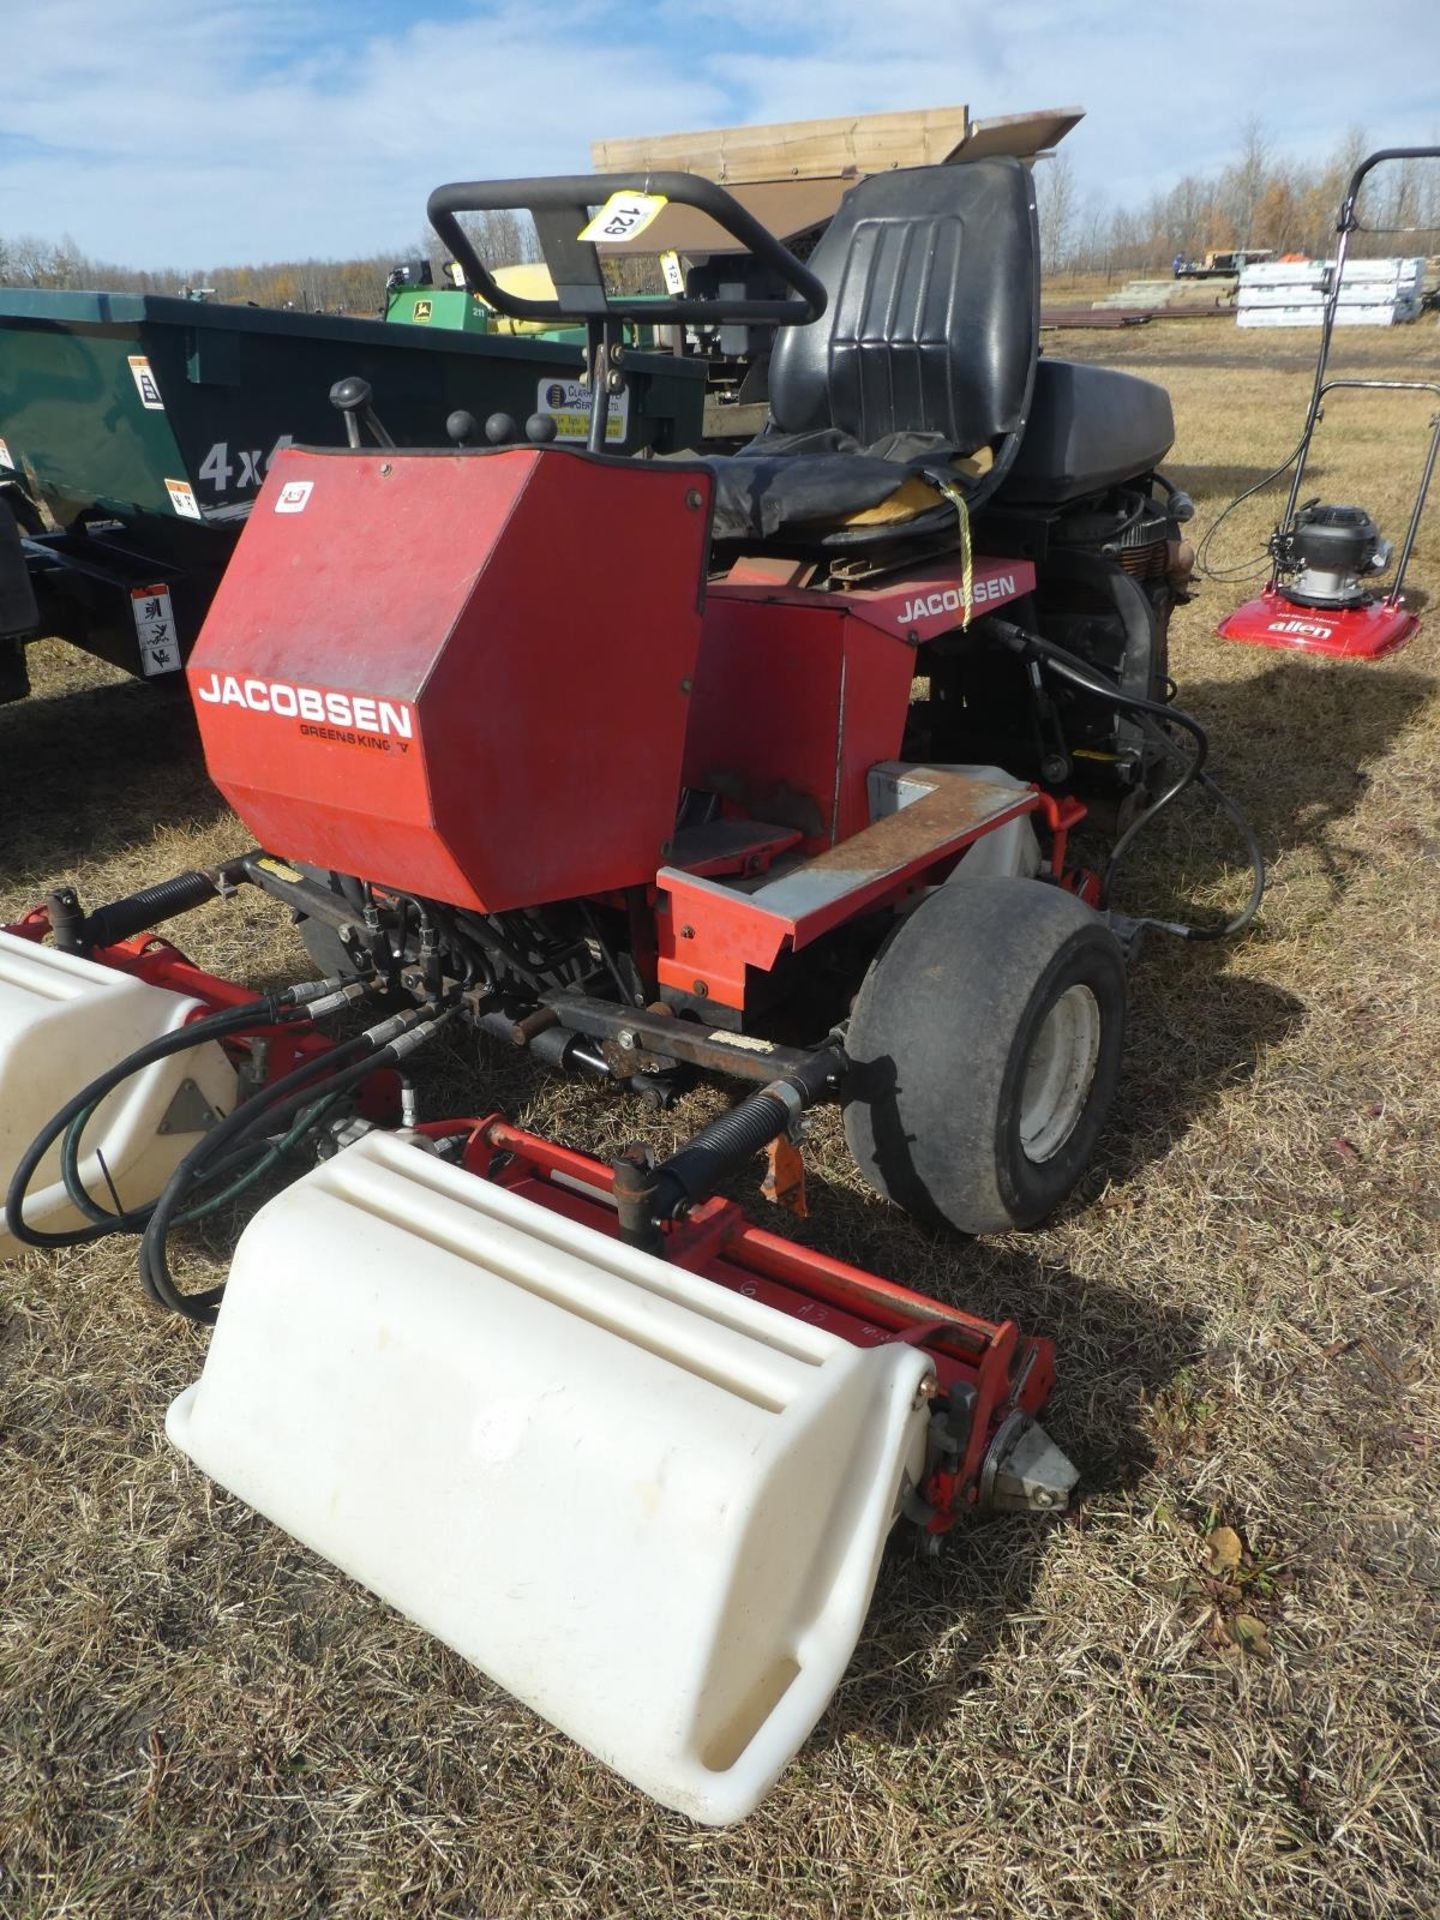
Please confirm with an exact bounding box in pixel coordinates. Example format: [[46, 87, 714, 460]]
[[702, 398, 770, 442], [958, 107, 1085, 161], [1040, 306, 1154, 331], [593, 105, 970, 185]]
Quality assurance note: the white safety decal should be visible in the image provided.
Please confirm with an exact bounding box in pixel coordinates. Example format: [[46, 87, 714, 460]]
[[164, 478, 202, 521], [128, 354, 165, 410], [535, 377, 630, 445], [274, 479, 314, 514], [130, 584, 181, 676]]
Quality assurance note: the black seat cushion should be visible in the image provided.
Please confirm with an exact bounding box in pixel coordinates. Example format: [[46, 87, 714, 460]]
[[695, 161, 1040, 547], [995, 360, 1176, 504], [768, 160, 1040, 460]]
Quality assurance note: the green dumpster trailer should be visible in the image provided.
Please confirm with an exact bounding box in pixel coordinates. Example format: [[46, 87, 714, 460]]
[[0, 288, 705, 701]]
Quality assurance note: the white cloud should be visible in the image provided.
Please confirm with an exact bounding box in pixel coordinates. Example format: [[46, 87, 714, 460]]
[[1, 0, 1436, 266], [0, 0, 729, 264]]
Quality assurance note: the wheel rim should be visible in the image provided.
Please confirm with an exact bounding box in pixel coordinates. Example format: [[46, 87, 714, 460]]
[[1018, 984, 1102, 1163]]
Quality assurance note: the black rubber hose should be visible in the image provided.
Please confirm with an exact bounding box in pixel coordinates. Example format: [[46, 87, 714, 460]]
[[1079, 704, 1263, 937], [990, 619, 1264, 939], [138, 1012, 449, 1323], [81, 870, 218, 949], [137, 1043, 384, 1321], [650, 1053, 842, 1215], [1165, 771, 1267, 941], [3, 1000, 291, 1250], [1196, 430, 1311, 584], [1099, 709, 1205, 904], [1046, 664, 1263, 936], [59, 1086, 317, 1232], [993, 619, 1210, 769], [992, 621, 1210, 895], [655, 1090, 794, 1212]]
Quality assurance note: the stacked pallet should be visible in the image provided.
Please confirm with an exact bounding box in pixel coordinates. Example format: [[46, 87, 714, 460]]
[[1236, 257, 1424, 328]]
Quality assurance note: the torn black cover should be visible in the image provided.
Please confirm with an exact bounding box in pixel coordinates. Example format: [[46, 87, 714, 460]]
[[696, 428, 958, 542]]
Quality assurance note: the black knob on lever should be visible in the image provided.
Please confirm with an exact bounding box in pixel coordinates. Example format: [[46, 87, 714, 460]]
[[525, 412, 558, 445], [484, 412, 519, 445], [446, 410, 478, 447], [328, 374, 395, 450], [330, 376, 370, 447], [330, 375, 373, 413]]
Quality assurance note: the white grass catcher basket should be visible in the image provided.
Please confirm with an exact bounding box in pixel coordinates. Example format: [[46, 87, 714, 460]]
[[167, 1129, 935, 1822]]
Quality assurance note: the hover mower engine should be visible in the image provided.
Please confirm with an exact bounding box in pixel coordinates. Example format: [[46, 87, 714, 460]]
[[1219, 144, 1440, 661]]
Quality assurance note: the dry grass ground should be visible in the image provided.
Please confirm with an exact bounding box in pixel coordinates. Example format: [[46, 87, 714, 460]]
[[2, 320, 1438, 1919]]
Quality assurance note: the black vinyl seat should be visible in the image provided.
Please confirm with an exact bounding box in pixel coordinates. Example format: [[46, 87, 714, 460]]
[[705, 158, 1041, 548]]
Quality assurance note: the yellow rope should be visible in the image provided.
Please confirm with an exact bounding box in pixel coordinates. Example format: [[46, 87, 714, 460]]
[[933, 475, 974, 627]]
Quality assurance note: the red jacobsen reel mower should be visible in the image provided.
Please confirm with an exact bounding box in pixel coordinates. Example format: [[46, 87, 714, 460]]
[[1217, 146, 1440, 660], [1, 161, 1265, 1822]]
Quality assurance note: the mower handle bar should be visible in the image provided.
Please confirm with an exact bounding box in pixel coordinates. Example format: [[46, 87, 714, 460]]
[[426, 171, 828, 327], [1340, 146, 1440, 228], [1311, 381, 1440, 606], [1278, 146, 1440, 542]]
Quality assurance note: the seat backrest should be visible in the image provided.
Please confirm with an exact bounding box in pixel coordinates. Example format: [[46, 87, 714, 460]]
[[768, 160, 1040, 481]]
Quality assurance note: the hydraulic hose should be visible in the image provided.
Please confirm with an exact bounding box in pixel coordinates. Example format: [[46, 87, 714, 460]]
[[990, 620, 1265, 940], [138, 1005, 453, 1324], [174, 1092, 351, 1220], [4, 998, 296, 1250], [1176, 770, 1267, 942], [992, 618, 1210, 767], [5, 974, 364, 1249]]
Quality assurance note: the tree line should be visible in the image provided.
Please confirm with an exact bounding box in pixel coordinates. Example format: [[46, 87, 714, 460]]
[[3, 133, 1435, 307], [1038, 122, 1440, 280], [0, 210, 534, 315]]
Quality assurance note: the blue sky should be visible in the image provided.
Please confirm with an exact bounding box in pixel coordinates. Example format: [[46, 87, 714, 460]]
[[2, 0, 1437, 267]]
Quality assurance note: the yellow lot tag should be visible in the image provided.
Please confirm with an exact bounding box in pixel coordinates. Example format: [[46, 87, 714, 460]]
[[578, 191, 668, 245]]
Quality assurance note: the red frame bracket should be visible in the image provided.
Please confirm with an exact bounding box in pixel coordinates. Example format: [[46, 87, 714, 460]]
[[427, 1115, 1058, 1531]]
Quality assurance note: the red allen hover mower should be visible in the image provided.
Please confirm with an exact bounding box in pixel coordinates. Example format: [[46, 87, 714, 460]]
[[1218, 146, 1440, 661], [2, 162, 1264, 1822]]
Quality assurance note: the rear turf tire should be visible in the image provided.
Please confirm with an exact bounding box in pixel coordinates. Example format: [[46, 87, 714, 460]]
[[843, 876, 1127, 1235]]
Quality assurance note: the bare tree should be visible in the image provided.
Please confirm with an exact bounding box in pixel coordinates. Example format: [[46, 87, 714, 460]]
[[1075, 188, 1111, 275], [1165, 174, 1215, 261], [1036, 150, 1077, 275], [1224, 116, 1270, 250]]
